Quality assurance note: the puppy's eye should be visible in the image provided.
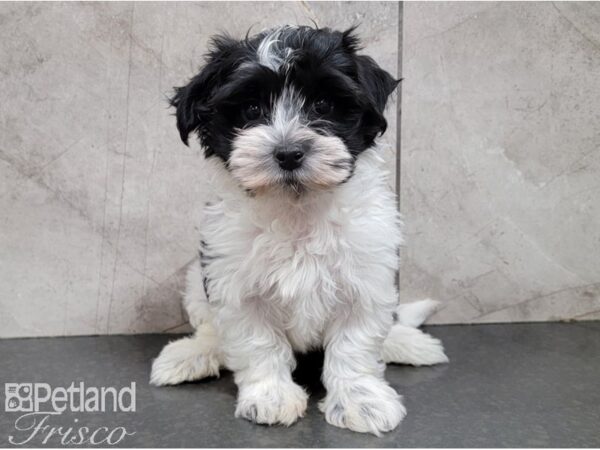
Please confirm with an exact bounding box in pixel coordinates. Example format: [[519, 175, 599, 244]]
[[313, 98, 333, 115], [243, 103, 262, 121]]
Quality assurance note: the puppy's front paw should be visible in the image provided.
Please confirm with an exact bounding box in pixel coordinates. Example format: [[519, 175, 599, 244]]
[[319, 377, 406, 436], [235, 379, 308, 426]]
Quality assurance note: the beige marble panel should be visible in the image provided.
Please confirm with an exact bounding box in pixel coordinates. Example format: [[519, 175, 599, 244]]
[[400, 2, 600, 323], [0, 2, 399, 337]]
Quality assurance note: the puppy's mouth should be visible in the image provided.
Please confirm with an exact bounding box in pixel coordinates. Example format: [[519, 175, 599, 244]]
[[280, 172, 306, 195], [229, 126, 354, 195], [229, 156, 355, 196]]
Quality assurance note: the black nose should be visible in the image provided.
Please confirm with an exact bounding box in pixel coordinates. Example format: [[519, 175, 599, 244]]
[[274, 147, 305, 171]]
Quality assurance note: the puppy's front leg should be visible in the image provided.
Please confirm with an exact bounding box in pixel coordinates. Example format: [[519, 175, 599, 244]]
[[320, 294, 406, 435], [220, 305, 308, 426]]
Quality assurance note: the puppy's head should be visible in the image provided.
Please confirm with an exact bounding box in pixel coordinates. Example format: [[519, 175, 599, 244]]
[[171, 25, 398, 194]]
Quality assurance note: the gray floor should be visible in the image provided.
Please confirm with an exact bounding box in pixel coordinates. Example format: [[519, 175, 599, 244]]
[[1, 323, 599, 447]]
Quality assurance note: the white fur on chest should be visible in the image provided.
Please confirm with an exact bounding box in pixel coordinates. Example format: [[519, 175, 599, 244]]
[[200, 150, 402, 351]]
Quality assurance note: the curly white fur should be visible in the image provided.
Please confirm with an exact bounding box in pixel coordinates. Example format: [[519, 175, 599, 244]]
[[150, 149, 448, 435]]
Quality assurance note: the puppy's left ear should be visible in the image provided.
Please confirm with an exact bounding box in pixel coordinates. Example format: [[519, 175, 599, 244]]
[[354, 55, 399, 144], [342, 26, 399, 114], [355, 54, 399, 115]]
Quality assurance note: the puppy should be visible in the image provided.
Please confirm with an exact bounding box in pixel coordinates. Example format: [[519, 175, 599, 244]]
[[151, 25, 448, 436]]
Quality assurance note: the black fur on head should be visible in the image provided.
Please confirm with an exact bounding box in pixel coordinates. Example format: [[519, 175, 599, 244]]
[[170, 25, 398, 193], [171, 26, 398, 156]]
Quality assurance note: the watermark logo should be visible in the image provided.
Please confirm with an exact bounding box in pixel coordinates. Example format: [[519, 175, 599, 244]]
[[5, 384, 33, 412], [3, 382, 136, 446], [4, 382, 136, 414]]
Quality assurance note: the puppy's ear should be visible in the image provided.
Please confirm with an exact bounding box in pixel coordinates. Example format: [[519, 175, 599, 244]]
[[170, 69, 216, 146], [342, 27, 399, 143], [170, 35, 238, 146], [341, 26, 361, 53], [342, 26, 399, 115], [355, 54, 399, 115], [355, 55, 400, 143]]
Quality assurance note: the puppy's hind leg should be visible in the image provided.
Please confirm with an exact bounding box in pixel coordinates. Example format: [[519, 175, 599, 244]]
[[150, 260, 223, 386], [394, 298, 441, 328], [150, 324, 222, 386], [382, 300, 449, 366]]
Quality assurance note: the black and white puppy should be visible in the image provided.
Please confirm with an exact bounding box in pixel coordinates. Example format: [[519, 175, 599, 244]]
[[151, 25, 447, 435]]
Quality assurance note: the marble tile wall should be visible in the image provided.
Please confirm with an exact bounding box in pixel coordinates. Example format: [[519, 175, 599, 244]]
[[3, 2, 598, 337], [0, 2, 399, 337], [400, 2, 600, 323]]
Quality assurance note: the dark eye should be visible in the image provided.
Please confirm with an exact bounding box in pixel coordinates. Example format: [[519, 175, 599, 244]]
[[243, 103, 262, 121], [313, 98, 333, 115]]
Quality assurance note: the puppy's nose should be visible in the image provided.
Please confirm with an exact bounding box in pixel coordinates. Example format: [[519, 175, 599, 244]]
[[274, 147, 305, 171]]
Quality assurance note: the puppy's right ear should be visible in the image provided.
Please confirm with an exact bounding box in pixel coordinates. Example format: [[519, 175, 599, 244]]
[[170, 35, 238, 146], [170, 69, 217, 146]]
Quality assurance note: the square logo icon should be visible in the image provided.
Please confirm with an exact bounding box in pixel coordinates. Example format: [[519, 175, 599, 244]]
[[5, 383, 33, 412]]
